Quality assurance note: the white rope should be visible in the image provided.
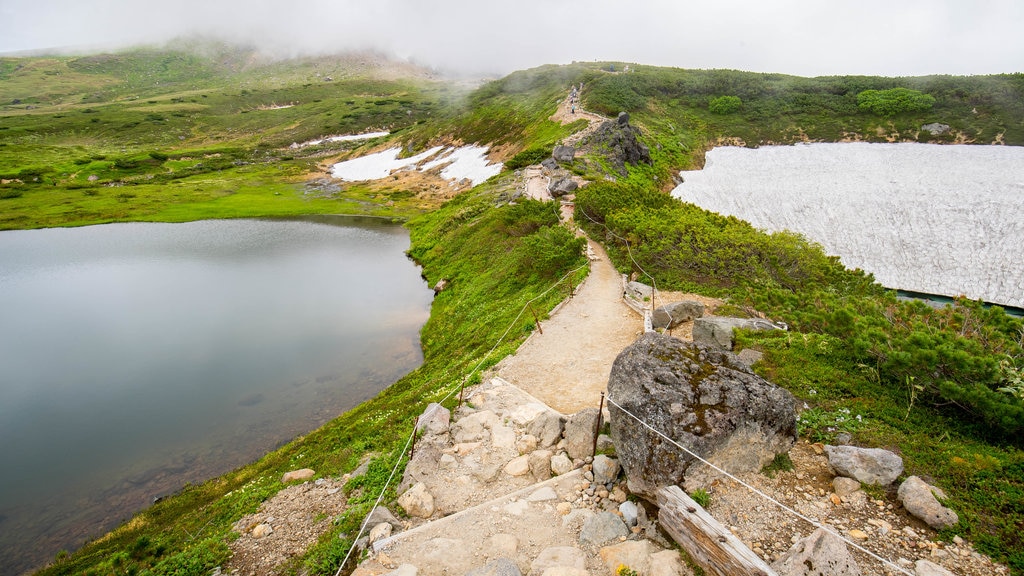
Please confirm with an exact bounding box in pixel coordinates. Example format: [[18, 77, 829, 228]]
[[605, 396, 915, 576]]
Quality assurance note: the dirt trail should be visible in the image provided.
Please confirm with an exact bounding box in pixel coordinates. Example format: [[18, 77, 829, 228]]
[[549, 91, 607, 147], [492, 240, 640, 414]]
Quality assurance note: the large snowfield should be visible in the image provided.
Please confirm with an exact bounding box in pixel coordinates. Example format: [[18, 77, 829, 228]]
[[672, 143, 1024, 308], [330, 145, 502, 186]]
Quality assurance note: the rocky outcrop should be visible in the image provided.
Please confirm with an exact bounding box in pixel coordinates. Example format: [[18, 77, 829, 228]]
[[552, 145, 576, 163], [692, 316, 784, 350], [608, 332, 797, 498], [583, 113, 651, 176], [652, 300, 705, 330], [772, 527, 861, 576], [624, 281, 653, 301], [921, 123, 951, 136], [898, 476, 959, 529], [824, 445, 904, 486]]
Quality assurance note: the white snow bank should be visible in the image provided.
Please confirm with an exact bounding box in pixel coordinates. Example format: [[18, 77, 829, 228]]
[[671, 142, 1024, 308], [291, 131, 390, 149], [330, 144, 503, 186]]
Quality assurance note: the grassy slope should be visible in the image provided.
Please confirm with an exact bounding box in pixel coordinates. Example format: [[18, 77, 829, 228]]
[[13, 55, 1024, 574]]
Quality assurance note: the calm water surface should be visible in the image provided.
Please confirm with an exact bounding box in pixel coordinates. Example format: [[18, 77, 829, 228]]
[[0, 217, 433, 574]]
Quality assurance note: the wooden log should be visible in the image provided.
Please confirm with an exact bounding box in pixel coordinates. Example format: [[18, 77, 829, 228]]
[[657, 486, 777, 576]]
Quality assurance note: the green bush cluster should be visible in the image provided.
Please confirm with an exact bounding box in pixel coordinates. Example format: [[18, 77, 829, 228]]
[[504, 146, 553, 170], [708, 95, 742, 114], [857, 87, 937, 116]]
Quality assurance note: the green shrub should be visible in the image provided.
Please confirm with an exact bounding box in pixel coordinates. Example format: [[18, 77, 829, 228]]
[[505, 146, 552, 170], [709, 95, 742, 114], [857, 88, 936, 116]]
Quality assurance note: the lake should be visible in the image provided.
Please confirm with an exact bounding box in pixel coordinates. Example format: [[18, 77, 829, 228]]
[[672, 143, 1024, 308], [0, 217, 433, 575]]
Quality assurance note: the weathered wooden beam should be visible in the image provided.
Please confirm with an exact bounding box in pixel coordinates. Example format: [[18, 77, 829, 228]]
[[657, 486, 777, 576]]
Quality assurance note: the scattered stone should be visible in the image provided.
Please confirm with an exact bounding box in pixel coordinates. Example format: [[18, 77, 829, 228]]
[[504, 455, 531, 477], [417, 403, 451, 437], [557, 502, 572, 515], [517, 434, 539, 455], [921, 123, 951, 136], [592, 455, 620, 485], [466, 558, 523, 576], [610, 486, 628, 503], [598, 539, 656, 574], [252, 523, 273, 538], [580, 511, 629, 546], [771, 527, 861, 576], [432, 279, 449, 294], [548, 177, 578, 197], [649, 549, 685, 576], [848, 529, 868, 540], [529, 546, 586, 575], [369, 522, 393, 544], [281, 468, 315, 483], [914, 559, 955, 576], [596, 434, 615, 454], [552, 145, 576, 163], [528, 486, 559, 502], [824, 445, 903, 486], [564, 408, 600, 460], [898, 476, 959, 529], [541, 157, 558, 171], [529, 450, 554, 481], [608, 333, 796, 498], [624, 281, 653, 301], [491, 424, 517, 450], [652, 300, 705, 330], [551, 453, 574, 476], [619, 501, 639, 527], [366, 506, 403, 531], [833, 477, 862, 498], [397, 482, 435, 518], [692, 316, 784, 351], [528, 411, 565, 448]]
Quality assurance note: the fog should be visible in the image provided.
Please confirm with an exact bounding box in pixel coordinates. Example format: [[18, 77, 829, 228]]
[[2, 0, 1022, 77]]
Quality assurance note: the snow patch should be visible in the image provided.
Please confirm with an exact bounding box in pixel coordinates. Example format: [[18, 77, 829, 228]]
[[330, 145, 503, 186], [291, 131, 390, 149], [671, 142, 1024, 308]]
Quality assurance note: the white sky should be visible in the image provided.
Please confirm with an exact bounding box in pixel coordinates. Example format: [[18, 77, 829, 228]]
[[1, 0, 1022, 77]]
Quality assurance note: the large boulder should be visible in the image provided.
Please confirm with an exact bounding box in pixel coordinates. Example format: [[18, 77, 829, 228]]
[[547, 177, 578, 197], [692, 316, 783, 350], [624, 281, 653, 301], [897, 476, 959, 530], [652, 300, 705, 330], [584, 115, 651, 176], [552, 145, 576, 163], [824, 445, 903, 486], [608, 333, 797, 498], [771, 527, 861, 576]]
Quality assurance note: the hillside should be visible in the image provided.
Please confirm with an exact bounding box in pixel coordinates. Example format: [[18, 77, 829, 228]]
[[2, 47, 1022, 576]]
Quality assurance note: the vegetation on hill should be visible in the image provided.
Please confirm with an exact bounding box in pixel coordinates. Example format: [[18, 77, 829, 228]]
[[5, 49, 1023, 575]]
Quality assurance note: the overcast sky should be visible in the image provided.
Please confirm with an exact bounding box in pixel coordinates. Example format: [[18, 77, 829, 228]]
[[2, 0, 1021, 77]]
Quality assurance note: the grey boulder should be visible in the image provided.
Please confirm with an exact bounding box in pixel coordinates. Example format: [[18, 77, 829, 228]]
[[824, 445, 903, 486], [652, 300, 705, 330]]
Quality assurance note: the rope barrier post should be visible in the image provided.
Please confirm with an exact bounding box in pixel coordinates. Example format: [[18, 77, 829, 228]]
[[409, 416, 419, 460], [528, 304, 543, 335], [592, 392, 605, 459]]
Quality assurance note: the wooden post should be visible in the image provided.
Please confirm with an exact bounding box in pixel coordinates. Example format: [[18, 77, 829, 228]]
[[528, 304, 543, 335], [657, 486, 777, 576], [409, 416, 420, 459], [591, 392, 605, 458]]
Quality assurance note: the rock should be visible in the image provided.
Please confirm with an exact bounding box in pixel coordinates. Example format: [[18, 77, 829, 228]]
[[87, 174, 99, 182], [529, 546, 586, 576], [517, 434, 539, 455], [251, 523, 273, 538], [598, 540, 655, 574], [432, 279, 449, 294], [369, 522, 392, 544], [564, 408, 600, 460], [466, 558, 523, 576], [833, 477, 861, 498], [417, 403, 450, 437], [384, 565, 418, 576], [921, 123, 951, 136], [528, 411, 565, 448], [504, 455, 531, 477], [619, 501, 639, 526], [897, 476, 959, 530], [541, 158, 558, 171], [824, 445, 903, 486], [491, 424, 517, 450], [624, 281, 653, 301], [596, 434, 615, 454], [848, 529, 868, 540], [281, 468, 315, 483], [608, 333, 797, 499], [617, 111, 630, 126], [452, 410, 498, 443], [649, 550, 685, 576], [579, 511, 629, 546], [771, 527, 861, 576], [692, 316, 784, 351], [735, 348, 764, 367], [914, 559, 955, 576], [551, 453, 574, 475], [552, 145, 576, 163], [547, 177, 579, 197], [592, 455, 620, 485], [526, 450, 552, 481], [397, 482, 435, 518], [652, 300, 705, 330], [366, 506, 403, 531]]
